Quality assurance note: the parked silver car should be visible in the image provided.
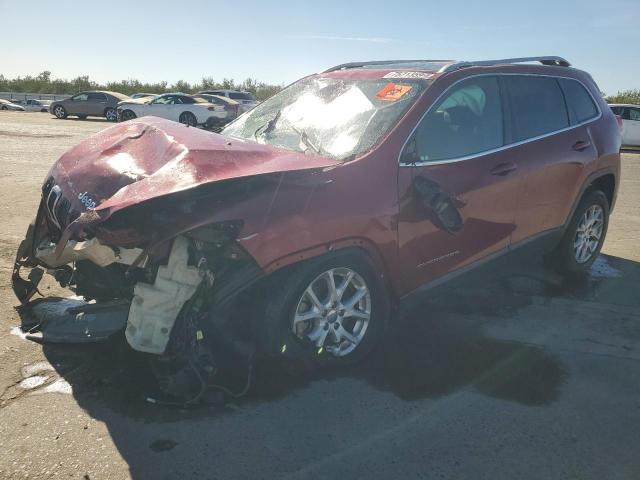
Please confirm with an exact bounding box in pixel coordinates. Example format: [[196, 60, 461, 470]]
[[22, 99, 52, 112], [197, 89, 258, 113], [0, 99, 25, 111]]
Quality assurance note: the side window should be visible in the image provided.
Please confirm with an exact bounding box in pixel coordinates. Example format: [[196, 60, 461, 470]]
[[71, 93, 88, 102], [179, 96, 195, 104], [153, 96, 174, 105], [403, 76, 504, 163], [505, 76, 569, 141], [630, 108, 640, 121], [87, 93, 107, 102], [559, 79, 598, 124]]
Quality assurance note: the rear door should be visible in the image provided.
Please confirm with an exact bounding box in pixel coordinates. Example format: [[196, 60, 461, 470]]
[[397, 75, 521, 293], [506, 75, 600, 243], [87, 92, 108, 116]]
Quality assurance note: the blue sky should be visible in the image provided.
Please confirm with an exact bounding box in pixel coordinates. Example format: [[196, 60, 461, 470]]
[[0, 0, 638, 95]]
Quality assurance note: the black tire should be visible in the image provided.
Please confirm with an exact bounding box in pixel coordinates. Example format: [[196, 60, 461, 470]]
[[120, 109, 136, 122], [53, 105, 67, 119], [1, 105, 8, 110], [179, 111, 197, 127], [256, 249, 389, 367], [548, 189, 609, 276], [104, 108, 117, 122], [40, 109, 47, 113]]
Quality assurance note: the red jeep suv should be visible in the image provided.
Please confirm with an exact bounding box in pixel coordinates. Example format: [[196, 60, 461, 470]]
[[13, 56, 621, 371]]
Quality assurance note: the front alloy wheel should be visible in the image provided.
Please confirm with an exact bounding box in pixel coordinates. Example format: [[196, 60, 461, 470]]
[[257, 250, 388, 366], [53, 105, 67, 119], [293, 268, 371, 357]]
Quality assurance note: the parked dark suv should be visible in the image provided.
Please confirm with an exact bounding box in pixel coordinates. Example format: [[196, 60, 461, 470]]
[[13, 56, 620, 380], [50, 91, 128, 121]]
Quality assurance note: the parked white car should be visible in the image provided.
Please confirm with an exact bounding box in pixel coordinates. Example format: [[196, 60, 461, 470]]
[[22, 99, 52, 112], [117, 93, 229, 129], [0, 99, 25, 111], [609, 104, 640, 147], [197, 89, 258, 113]]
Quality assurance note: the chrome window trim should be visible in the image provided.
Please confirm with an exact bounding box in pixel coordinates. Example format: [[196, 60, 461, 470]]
[[399, 73, 603, 167]]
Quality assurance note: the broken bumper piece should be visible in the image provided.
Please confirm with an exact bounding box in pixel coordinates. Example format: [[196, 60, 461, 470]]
[[18, 298, 129, 343], [14, 233, 208, 355]]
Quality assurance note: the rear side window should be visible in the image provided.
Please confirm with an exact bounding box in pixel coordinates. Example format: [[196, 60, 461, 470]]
[[406, 76, 504, 162], [179, 96, 195, 104], [630, 108, 640, 121], [559, 79, 598, 124], [88, 93, 106, 102], [505, 76, 569, 142]]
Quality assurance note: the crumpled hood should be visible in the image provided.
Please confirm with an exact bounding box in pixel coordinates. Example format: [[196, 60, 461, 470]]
[[48, 116, 339, 221]]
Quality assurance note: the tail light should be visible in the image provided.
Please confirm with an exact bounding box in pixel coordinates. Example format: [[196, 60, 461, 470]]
[[615, 115, 623, 131]]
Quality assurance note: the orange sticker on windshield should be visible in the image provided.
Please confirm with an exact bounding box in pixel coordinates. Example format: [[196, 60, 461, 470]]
[[376, 82, 412, 101]]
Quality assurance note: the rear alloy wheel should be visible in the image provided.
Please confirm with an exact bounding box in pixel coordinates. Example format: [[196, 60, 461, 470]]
[[549, 189, 609, 276], [179, 111, 197, 127], [121, 109, 136, 121], [53, 105, 67, 119], [104, 108, 117, 122], [257, 250, 389, 366]]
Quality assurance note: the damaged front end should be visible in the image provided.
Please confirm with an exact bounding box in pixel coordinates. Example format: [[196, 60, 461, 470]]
[[13, 193, 262, 401]]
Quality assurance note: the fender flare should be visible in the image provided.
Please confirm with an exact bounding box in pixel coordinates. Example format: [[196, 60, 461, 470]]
[[562, 167, 617, 233], [261, 237, 398, 299]]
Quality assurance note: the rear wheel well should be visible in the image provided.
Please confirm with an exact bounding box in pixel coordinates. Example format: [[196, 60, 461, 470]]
[[589, 174, 615, 208]]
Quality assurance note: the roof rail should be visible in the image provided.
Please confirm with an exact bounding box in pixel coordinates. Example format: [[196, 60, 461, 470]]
[[323, 59, 455, 73], [438, 56, 571, 73]]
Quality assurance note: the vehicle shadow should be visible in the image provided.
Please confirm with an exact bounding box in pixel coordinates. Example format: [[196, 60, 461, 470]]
[[52, 117, 109, 123], [22, 253, 640, 478]]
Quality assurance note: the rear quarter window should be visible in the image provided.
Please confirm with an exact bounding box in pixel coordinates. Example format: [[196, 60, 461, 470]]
[[559, 78, 598, 124], [505, 76, 569, 142]]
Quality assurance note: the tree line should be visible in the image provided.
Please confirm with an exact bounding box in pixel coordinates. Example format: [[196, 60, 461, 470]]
[[605, 89, 640, 105], [1, 71, 638, 105], [0, 71, 283, 101]]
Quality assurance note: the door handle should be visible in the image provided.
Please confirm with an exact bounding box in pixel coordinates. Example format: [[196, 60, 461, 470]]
[[490, 162, 517, 176], [572, 140, 591, 151]]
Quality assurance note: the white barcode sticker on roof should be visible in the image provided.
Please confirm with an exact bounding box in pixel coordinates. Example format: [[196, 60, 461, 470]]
[[383, 71, 435, 80]]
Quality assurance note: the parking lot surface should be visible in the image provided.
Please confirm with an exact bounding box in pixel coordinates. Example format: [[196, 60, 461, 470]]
[[1, 112, 639, 479]]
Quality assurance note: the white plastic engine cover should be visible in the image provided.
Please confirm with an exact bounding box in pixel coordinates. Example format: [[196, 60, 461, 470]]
[[125, 236, 201, 354]]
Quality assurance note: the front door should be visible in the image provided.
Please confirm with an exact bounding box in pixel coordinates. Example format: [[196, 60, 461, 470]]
[[68, 93, 89, 116], [397, 75, 521, 293]]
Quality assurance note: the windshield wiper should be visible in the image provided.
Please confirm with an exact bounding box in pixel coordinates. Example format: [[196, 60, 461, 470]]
[[290, 125, 321, 155], [253, 110, 281, 140]]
